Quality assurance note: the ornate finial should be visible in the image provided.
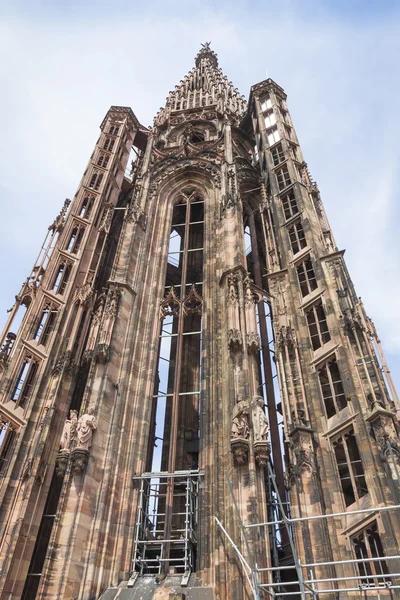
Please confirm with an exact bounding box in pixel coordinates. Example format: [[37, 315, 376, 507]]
[[195, 42, 218, 68]]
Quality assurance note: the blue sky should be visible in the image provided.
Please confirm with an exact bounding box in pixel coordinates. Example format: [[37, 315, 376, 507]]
[[0, 0, 399, 390]]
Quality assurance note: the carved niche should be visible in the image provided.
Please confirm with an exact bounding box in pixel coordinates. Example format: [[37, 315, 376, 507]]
[[367, 405, 400, 463], [287, 424, 316, 486], [226, 273, 242, 353], [95, 286, 121, 363], [244, 277, 261, 354]]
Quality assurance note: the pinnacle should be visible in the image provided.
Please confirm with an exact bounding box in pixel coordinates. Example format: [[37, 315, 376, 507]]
[[195, 41, 218, 68]]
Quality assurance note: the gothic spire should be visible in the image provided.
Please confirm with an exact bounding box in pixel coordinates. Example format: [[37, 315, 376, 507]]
[[154, 43, 247, 126]]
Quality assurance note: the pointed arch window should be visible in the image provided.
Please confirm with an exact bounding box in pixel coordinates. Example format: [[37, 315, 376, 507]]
[[103, 138, 115, 152], [33, 305, 58, 346], [88, 172, 103, 190], [65, 225, 85, 254], [79, 195, 95, 219], [153, 192, 204, 473], [333, 429, 368, 506], [318, 358, 347, 417], [52, 262, 72, 294], [11, 354, 39, 408], [97, 154, 109, 169], [143, 192, 204, 575], [288, 220, 307, 254], [0, 420, 17, 475]]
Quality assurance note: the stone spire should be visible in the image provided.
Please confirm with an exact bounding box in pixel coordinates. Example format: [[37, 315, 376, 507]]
[[154, 43, 247, 126]]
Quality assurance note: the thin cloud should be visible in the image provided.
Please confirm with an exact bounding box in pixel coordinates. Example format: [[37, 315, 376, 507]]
[[0, 4, 399, 387]]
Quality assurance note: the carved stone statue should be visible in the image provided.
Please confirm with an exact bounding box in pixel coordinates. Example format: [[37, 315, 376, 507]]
[[230, 395, 250, 466], [251, 396, 269, 442], [76, 407, 97, 450], [60, 410, 78, 451], [231, 395, 250, 440]]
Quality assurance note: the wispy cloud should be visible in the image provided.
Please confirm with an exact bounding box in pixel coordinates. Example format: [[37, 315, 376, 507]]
[[0, 1, 399, 385]]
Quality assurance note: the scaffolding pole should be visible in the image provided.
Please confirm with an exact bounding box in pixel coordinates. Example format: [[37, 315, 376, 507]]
[[225, 471, 262, 600]]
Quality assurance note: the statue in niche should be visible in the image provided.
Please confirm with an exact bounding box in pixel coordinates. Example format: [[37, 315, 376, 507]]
[[76, 407, 97, 450], [60, 410, 78, 451], [251, 396, 269, 442], [231, 394, 250, 440]]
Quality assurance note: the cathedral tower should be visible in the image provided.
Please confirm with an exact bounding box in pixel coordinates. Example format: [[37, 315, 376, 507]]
[[0, 43, 399, 600]]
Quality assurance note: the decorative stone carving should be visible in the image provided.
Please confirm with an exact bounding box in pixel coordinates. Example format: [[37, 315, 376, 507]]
[[183, 284, 203, 316], [70, 407, 97, 474], [231, 395, 250, 466], [76, 407, 97, 451], [244, 277, 260, 354], [51, 350, 72, 377], [251, 396, 269, 442], [60, 410, 78, 452], [70, 448, 90, 475], [288, 425, 316, 480], [126, 200, 147, 230], [98, 202, 114, 233], [227, 329, 242, 353], [227, 274, 242, 352], [160, 286, 180, 317], [55, 450, 70, 478], [0, 332, 16, 365], [85, 294, 106, 360], [74, 281, 93, 306], [96, 286, 121, 363], [367, 406, 400, 462], [56, 409, 78, 477], [250, 396, 270, 468], [48, 198, 71, 233]]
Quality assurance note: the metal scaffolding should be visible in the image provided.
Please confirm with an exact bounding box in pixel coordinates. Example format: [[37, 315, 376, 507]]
[[132, 470, 199, 585], [216, 463, 400, 599]]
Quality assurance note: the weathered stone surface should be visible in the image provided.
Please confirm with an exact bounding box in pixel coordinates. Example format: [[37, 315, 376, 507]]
[[0, 43, 399, 600]]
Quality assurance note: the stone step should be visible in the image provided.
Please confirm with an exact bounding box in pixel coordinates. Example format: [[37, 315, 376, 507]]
[[98, 575, 215, 600]]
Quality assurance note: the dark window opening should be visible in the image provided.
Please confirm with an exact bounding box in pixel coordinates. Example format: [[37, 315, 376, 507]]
[[66, 226, 85, 255], [306, 301, 330, 351], [334, 429, 368, 506], [0, 424, 16, 475], [52, 263, 72, 295], [79, 196, 94, 220], [191, 132, 204, 144], [33, 307, 57, 346], [276, 166, 291, 191], [271, 143, 285, 166], [103, 138, 115, 152], [88, 172, 103, 191], [11, 356, 38, 408], [318, 359, 347, 418], [352, 522, 389, 588], [297, 257, 318, 297], [288, 220, 307, 254]]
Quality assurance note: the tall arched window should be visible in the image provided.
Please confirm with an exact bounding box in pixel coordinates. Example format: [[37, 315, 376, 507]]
[[11, 355, 39, 408], [153, 191, 204, 474], [136, 191, 204, 577]]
